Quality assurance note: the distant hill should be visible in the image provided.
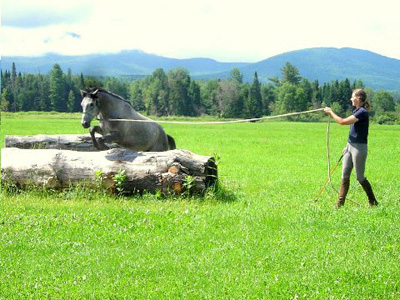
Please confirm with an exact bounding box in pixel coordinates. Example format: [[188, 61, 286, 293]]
[[208, 47, 400, 91], [2, 47, 400, 90], [0, 50, 248, 77]]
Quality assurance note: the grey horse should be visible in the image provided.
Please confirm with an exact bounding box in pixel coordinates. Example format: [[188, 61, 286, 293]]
[[81, 88, 176, 151]]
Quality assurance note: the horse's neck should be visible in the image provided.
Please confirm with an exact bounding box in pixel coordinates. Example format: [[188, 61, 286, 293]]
[[98, 94, 133, 119]]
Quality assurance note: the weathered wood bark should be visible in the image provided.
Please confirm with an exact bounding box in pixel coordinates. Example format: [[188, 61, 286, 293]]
[[5, 134, 119, 151], [1, 148, 217, 194]]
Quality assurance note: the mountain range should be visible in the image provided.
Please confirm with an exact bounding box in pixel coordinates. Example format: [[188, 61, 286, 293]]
[[2, 47, 400, 91]]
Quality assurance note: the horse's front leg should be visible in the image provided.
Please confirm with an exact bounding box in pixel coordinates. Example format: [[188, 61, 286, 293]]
[[89, 126, 109, 151]]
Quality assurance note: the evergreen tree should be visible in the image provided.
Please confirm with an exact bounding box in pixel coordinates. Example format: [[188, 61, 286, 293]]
[[244, 72, 263, 118], [352, 80, 365, 89], [19, 74, 38, 111], [11, 62, 17, 84], [39, 75, 51, 111], [188, 80, 201, 116], [268, 76, 281, 87], [294, 87, 308, 111], [261, 83, 275, 115], [311, 80, 322, 108], [338, 79, 352, 112], [129, 81, 145, 111], [230, 68, 243, 84], [275, 82, 297, 113], [167, 68, 191, 116], [1, 88, 10, 111], [79, 73, 85, 89], [299, 78, 313, 107], [145, 68, 169, 116], [105, 77, 129, 99], [200, 80, 219, 115], [49, 64, 66, 111], [10, 62, 18, 111], [67, 90, 76, 112], [330, 80, 340, 106], [281, 62, 301, 85]]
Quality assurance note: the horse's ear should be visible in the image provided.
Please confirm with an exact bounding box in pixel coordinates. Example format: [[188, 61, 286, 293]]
[[80, 90, 88, 97], [88, 89, 99, 99]]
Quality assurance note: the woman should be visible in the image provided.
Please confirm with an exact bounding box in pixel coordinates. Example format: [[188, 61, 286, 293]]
[[324, 89, 378, 208]]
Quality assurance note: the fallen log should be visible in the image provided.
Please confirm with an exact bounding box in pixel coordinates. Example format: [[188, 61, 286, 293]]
[[1, 148, 217, 194], [5, 134, 119, 151]]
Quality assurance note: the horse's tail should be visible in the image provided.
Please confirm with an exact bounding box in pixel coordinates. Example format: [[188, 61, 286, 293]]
[[167, 134, 176, 150]]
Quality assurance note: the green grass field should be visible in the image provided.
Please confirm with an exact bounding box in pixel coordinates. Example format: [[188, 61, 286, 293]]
[[1, 114, 400, 298]]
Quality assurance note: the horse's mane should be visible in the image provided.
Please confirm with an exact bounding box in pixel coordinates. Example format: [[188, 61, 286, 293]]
[[85, 87, 133, 107]]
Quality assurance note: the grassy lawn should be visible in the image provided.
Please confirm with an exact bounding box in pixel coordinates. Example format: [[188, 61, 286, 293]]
[[1, 114, 400, 298]]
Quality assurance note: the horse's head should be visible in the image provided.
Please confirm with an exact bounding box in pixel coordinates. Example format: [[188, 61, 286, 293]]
[[80, 89, 100, 128]]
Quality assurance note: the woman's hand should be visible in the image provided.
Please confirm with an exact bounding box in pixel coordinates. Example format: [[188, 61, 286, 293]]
[[324, 107, 332, 115]]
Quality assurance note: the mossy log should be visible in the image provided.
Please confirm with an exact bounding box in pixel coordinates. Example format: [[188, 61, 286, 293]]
[[1, 148, 217, 194]]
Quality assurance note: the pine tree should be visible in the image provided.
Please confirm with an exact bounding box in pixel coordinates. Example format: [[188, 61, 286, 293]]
[[281, 62, 301, 85], [67, 90, 76, 112], [49, 64, 66, 111], [39, 75, 51, 111], [230, 68, 243, 84], [145, 68, 169, 116], [188, 80, 201, 116], [167, 68, 191, 116], [10, 62, 18, 111], [275, 82, 297, 113], [261, 83, 275, 115], [11, 62, 17, 84], [129, 81, 145, 111], [244, 72, 263, 118], [79, 73, 85, 89], [339, 79, 352, 112], [1, 88, 10, 111]]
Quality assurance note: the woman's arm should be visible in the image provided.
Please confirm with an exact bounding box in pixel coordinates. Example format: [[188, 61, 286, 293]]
[[324, 107, 358, 125]]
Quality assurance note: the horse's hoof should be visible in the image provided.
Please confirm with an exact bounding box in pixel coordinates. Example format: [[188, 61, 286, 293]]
[[99, 144, 110, 151]]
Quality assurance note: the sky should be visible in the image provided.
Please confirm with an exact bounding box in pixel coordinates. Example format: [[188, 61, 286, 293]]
[[1, 0, 400, 62]]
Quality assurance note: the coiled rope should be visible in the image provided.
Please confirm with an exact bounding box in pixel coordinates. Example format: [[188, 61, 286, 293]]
[[316, 115, 361, 206]]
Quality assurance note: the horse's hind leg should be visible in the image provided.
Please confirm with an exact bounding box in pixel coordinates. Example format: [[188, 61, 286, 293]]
[[167, 135, 176, 150], [148, 134, 169, 152]]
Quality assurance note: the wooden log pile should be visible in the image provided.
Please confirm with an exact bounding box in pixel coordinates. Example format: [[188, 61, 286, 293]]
[[2, 135, 217, 195]]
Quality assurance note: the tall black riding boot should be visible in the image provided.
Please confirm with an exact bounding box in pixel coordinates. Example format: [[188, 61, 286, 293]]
[[337, 178, 350, 208], [360, 178, 378, 206]]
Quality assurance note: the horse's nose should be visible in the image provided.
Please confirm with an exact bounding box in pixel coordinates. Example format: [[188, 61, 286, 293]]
[[82, 121, 90, 128]]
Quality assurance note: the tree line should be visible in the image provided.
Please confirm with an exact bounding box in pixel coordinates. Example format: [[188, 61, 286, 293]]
[[1, 62, 399, 123]]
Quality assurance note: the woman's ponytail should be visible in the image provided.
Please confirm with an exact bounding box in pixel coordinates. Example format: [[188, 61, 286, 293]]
[[363, 100, 371, 111]]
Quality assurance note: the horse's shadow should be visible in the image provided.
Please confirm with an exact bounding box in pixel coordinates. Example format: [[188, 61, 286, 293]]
[[104, 148, 144, 163]]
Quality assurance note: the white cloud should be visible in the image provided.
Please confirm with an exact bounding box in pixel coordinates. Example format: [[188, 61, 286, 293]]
[[2, 0, 94, 27], [1, 0, 399, 61]]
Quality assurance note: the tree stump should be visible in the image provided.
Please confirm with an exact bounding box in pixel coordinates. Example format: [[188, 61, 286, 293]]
[[1, 148, 217, 194], [5, 134, 119, 151]]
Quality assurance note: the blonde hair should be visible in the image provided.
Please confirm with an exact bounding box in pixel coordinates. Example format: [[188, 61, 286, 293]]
[[353, 89, 371, 111]]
